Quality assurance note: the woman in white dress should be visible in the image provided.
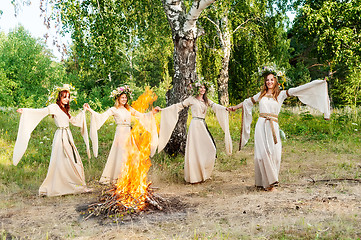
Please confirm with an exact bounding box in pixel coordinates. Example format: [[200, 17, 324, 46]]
[[84, 86, 158, 184], [229, 71, 330, 191], [13, 85, 92, 196], [157, 81, 232, 183]]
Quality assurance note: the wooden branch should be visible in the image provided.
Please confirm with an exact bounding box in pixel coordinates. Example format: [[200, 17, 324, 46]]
[[307, 177, 361, 183], [203, 16, 223, 43], [233, 18, 253, 34], [307, 63, 325, 69]]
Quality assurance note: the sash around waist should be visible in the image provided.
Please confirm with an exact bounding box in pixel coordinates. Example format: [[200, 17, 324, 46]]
[[116, 123, 131, 127], [259, 113, 279, 144], [192, 117, 205, 120]]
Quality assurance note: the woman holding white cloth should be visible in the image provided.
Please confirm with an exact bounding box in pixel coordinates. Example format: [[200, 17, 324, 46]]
[[229, 68, 331, 191], [157, 80, 232, 184], [84, 85, 159, 184], [13, 84, 92, 196]]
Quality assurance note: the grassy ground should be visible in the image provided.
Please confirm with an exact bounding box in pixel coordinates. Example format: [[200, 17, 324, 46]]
[[0, 105, 360, 239]]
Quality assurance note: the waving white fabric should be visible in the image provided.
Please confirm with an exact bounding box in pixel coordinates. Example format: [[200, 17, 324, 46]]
[[239, 92, 261, 150], [288, 80, 330, 119], [132, 109, 158, 157], [89, 108, 113, 158], [70, 110, 90, 159], [211, 101, 232, 155], [13, 107, 50, 166], [157, 102, 184, 153]]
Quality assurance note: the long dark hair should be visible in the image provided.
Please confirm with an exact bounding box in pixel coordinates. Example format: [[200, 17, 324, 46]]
[[56, 90, 71, 118], [259, 73, 281, 100], [198, 85, 209, 106]]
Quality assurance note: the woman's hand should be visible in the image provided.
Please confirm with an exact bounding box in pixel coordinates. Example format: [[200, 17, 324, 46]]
[[152, 106, 162, 114], [16, 108, 23, 114], [83, 103, 91, 111], [227, 106, 236, 112]]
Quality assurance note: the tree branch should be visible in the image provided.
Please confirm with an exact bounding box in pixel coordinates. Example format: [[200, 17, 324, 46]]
[[203, 16, 223, 43], [183, 0, 216, 35], [232, 18, 253, 34]]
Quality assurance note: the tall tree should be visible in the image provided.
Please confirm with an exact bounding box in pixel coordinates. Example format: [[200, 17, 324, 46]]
[[161, 0, 216, 154], [198, 0, 265, 105], [199, 0, 290, 104]]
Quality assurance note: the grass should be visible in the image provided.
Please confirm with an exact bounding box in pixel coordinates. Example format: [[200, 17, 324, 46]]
[[0, 106, 360, 193], [1, 105, 361, 239]]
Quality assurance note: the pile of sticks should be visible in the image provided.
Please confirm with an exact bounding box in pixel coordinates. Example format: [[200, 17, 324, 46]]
[[84, 185, 166, 220]]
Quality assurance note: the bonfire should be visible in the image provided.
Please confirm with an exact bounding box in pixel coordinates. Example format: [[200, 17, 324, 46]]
[[85, 88, 166, 218]]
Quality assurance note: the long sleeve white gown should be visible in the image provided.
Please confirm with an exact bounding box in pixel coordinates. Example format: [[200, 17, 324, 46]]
[[13, 103, 90, 196], [89, 107, 158, 184], [158, 96, 232, 183], [239, 80, 331, 188]]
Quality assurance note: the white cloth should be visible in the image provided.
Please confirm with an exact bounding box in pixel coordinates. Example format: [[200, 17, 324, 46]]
[[13, 104, 89, 196], [158, 96, 232, 183], [239, 80, 331, 188], [89, 107, 157, 184]]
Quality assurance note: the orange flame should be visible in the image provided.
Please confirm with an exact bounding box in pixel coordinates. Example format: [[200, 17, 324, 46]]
[[114, 87, 157, 210]]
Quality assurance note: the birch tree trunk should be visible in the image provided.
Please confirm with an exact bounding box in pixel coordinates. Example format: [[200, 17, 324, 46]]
[[218, 14, 231, 106], [162, 0, 216, 155]]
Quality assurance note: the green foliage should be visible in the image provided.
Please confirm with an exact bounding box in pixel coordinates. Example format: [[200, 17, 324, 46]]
[[52, 0, 173, 108], [0, 27, 69, 108], [288, 0, 361, 107], [342, 66, 361, 107]]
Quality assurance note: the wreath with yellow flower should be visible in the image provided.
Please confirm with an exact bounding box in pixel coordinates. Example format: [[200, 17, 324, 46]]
[[257, 63, 287, 89]]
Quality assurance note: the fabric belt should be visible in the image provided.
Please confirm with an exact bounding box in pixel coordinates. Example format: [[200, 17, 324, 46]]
[[193, 117, 205, 120], [117, 123, 131, 127], [58, 126, 78, 163], [259, 113, 279, 144]]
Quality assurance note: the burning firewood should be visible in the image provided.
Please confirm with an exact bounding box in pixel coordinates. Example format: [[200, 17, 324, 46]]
[[80, 88, 180, 220]]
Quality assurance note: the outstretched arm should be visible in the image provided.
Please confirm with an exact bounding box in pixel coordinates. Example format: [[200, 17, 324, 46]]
[[227, 102, 243, 112], [13, 106, 51, 165]]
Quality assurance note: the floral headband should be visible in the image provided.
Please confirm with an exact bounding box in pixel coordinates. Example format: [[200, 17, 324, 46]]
[[46, 83, 77, 106], [109, 85, 133, 100], [189, 78, 214, 96], [257, 63, 287, 89]]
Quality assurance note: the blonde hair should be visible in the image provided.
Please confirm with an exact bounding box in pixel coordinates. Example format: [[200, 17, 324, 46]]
[[114, 93, 130, 109], [259, 73, 281, 100]]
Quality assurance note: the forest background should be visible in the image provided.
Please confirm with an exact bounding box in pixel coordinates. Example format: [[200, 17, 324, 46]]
[[1, 1, 361, 239], [0, 0, 360, 112]]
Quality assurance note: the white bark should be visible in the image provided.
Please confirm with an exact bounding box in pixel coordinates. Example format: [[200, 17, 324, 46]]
[[162, 0, 216, 154], [163, 0, 216, 39], [183, 0, 216, 37]]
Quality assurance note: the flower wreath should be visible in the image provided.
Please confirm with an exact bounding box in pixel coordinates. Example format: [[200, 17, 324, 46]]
[[109, 85, 133, 100], [189, 78, 214, 96], [46, 83, 77, 106], [257, 63, 287, 89]]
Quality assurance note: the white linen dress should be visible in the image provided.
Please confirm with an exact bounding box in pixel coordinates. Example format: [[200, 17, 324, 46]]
[[158, 96, 232, 183], [89, 107, 158, 184], [13, 103, 90, 196], [239, 80, 331, 188]]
